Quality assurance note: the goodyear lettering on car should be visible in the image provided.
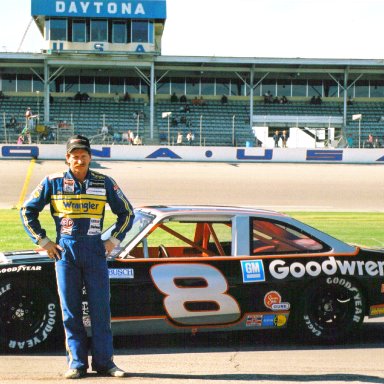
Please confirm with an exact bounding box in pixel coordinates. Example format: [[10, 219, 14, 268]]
[[0, 265, 42, 273], [269, 257, 384, 279]]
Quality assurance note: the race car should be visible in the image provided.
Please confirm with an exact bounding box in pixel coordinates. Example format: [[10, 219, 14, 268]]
[[1, 205, 384, 353]]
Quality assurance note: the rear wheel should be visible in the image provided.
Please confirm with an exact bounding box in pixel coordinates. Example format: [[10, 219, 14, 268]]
[[297, 276, 365, 342], [0, 279, 62, 352]]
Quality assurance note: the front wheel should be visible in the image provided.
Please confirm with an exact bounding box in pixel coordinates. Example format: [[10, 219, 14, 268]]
[[296, 276, 365, 342], [0, 279, 62, 352]]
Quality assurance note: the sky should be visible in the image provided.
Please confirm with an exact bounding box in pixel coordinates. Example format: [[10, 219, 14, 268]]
[[1, 0, 384, 59]]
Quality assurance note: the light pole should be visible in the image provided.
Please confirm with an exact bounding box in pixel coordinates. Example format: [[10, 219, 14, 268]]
[[36, 91, 40, 124], [232, 114, 236, 146], [352, 114, 362, 148], [162, 112, 172, 145], [199, 114, 203, 146]]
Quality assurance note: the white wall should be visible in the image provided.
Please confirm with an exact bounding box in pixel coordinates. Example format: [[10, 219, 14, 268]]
[[1, 144, 384, 164]]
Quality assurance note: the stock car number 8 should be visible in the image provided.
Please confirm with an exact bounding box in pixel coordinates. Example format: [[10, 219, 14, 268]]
[[151, 263, 241, 325]]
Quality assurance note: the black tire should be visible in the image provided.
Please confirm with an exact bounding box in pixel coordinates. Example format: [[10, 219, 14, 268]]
[[0, 279, 63, 353], [297, 276, 365, 342]]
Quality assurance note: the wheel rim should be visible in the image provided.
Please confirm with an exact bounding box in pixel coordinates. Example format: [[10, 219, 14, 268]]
[[309, 285, 355, 334], [0, 288, 46, 341]]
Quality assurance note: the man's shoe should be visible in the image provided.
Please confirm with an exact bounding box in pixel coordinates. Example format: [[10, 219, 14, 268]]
[[106, 366, 128, 377], [64, 368, 87, 379]]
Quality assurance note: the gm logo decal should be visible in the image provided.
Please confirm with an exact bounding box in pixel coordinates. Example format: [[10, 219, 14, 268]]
[[240, 260, 265, 283]]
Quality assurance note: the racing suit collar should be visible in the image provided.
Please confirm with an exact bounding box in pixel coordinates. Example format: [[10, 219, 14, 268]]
[[67, 168, 91, 184]]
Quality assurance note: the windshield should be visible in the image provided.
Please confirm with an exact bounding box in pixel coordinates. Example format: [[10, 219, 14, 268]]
[[104, 210, 155, 258], [119, 210, 155, 248]]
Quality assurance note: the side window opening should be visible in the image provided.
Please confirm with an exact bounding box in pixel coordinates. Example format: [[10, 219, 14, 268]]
[[130, 220, 232, 258], [251, 218, 326, 255]]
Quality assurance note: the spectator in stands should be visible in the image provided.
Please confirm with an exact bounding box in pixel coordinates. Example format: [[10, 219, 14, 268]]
[[123, 92, 131, 102], [40, 126, 56, 142], [221, 95, 228, 104], [128, 130, 134, 145], [184, 104, 191, 113], [346, 134, 354, 148], [180, 95, 187, 103], [113, 132, 121, 144], [310, 96, 316, 105], [113, 93, 120, 103], [315, 95, 322, 105], [281, 95, 288, 104], [186, 117, 192, 128], [273, 96, 280, 104], [9, 115, 17, 129], [374, 136, 382, 148], [0, 90, 6, 99], [23, 107, 34, 144], [170, 92, 178, 102], [264, 91, 273, 104], [273, 130, 281, 148], [17, 134, 24, 145], [199, 96, 207, 106], [121, 131, 128, 143], [186, 131, 194, 145], [81, 92, 90, 101], [74, 91, 82, 101], [281, 130, 289, 148], [364, 134, 374, 148], [177, 131, 183, 145], [171, 117, 178, 127], [100, 125, 109, 142], [133, 135, 142, 145], [347, 96, 354, 106], [192, 97, 200, 106]]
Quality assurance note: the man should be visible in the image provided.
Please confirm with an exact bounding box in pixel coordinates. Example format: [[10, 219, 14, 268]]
[[20, 135, 134, 379], [23, 107, 33, 144]]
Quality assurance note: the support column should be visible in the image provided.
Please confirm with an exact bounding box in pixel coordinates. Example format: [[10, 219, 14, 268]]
[[249, 67, 254, 133], [343, 68, 348, 129], [44, 60, 50, 123], [149, 61, 155, 140]]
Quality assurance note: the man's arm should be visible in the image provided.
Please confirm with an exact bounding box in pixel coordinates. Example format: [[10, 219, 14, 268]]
[[20, 176, 63, 258], [104, 176, 134, 254]]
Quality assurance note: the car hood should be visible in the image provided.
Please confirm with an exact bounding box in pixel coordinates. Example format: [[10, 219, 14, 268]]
[[0, 249, 51, 265]]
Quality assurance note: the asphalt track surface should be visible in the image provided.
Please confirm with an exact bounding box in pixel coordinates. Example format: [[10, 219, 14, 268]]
[[1, 160, 383, 211], [0, 159, 384, 383]]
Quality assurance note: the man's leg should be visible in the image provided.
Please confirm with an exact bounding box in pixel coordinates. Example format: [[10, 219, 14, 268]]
[[56, 240, 89, 371], [82, 239, 114, 372]]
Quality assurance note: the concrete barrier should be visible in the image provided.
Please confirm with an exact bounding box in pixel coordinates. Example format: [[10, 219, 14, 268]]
[[1, 144, 384, 164]]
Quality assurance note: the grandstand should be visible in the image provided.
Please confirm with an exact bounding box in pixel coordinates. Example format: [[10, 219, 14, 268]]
[[1, 0, 384, 148]]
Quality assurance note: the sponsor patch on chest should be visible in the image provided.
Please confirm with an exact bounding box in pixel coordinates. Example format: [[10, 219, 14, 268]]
[[86, 187, 106, 196]]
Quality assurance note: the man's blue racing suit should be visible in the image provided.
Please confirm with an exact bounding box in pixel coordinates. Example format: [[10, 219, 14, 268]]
[[20, 168, 134, 371]]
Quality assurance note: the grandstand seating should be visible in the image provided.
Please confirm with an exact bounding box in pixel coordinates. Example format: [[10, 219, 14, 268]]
[[1, 96, 383, 147], [156, 100, 253, 146]]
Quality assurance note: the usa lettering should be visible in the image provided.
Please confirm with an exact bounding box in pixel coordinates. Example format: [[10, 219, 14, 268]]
[[55, 1, 146, 15]]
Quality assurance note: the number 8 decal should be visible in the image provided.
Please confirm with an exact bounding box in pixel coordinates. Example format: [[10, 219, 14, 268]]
[[150, 263, 241, 325]]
